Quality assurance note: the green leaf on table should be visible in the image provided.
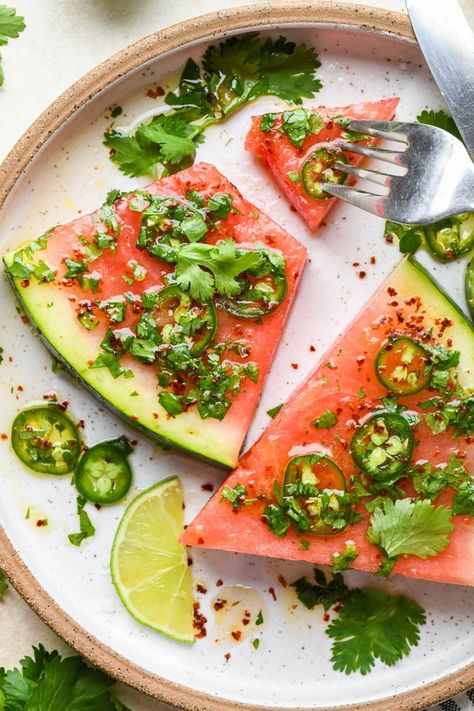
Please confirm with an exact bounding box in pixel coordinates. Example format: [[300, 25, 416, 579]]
[[0, 5, 26, 87]]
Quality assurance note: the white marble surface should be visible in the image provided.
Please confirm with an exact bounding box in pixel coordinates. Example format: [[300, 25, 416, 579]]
[[0, 0, 450, 709]]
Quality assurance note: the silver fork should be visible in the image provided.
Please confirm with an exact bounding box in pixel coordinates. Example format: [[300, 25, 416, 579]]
[[322, 120, 474, 225]]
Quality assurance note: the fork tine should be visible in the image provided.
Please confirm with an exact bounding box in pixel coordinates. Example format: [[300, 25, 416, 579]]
[[340, 142, 406, 164], [320, 183, 385, 217], [334, 161, 393, 187], [348, 120, 409, 143]]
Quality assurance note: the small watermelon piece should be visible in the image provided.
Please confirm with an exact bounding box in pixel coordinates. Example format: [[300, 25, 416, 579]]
[[182, 257, 474, 586], [3, 163, 307, 469], [245, 98, 399, 232]]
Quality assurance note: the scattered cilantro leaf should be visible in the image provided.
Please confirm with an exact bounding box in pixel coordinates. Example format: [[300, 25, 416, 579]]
[[0, 645, 131, 710], [68, 496, 96, 547], [255, 610, 264, 625], [416, 109, 463, 143], [267, 403, 283, 418], [327, 587, 425, 675], [251, 638, 260, 649], [367, 498, 453, 565], [106, 33, 322, 178], [332, 544, 358, 572], [311, 409, 338, 430], [291, 568, 349, 611], [221, 483, 248, 509], [0, 5, 25, 86], [279, 108, 324, 148]]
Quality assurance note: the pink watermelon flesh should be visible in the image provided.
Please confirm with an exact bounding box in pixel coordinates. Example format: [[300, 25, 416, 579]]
[[182, 257, 474, 586], [245, 98, 399, 232], [5, 163, 307, 468]]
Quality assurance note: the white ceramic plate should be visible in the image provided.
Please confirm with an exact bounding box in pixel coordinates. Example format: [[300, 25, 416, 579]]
[[0, 5, 472, 710]]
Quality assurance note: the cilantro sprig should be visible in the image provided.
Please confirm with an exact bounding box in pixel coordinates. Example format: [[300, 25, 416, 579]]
[[0, 644, 131, 710], [0, 4, 25, 86], [104, 33, 322, 178], [291, 568, 426, 675]]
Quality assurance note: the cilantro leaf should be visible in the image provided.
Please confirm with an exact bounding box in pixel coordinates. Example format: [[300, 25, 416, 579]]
[[0, 5, 25, 86], [0, 646, 130, 711], [106, 33, 322, 178], [311, 409, 338, 430], [332, 544, 358, 572], [280, 108, 324, 148], [367, 498, 453, 561], [416, 109, 463, 143], [174, 240, 262, 301], [267, 403, 283, 418], [221, 483, 248, 509], [327, 588, 426, 675], [291, 568, 349, 611], [68, 496, 96, 547]]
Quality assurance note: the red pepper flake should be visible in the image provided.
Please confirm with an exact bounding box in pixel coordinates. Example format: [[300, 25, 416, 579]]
[[213, 598, 227, 611], [131, 415, 139, 421], [201, 482, 214, 492], [58, 400, 69, 411], [385, 232, 394, 243], [268, 586, 277, 601], [8, 356, 13, 363], [277, 574, 288, 588], [17, 385, 24, 392], [196, 583, 207, 595], [146, 86, 165, 99], [333, 603, 343, 613], [20, 278, 30, 288], [231, 629, 242, 642], [43, 392, 57, 401], [387, 287, 397, 296], [87, 359, 93, 366], [76, 419, 85, 429], [309, 344, 316, 352], [352, 262, 360, 267], [20, 314, 29, 324], [94, 503, 102, 511], [216, 579, 223, 587], [187, 557, 193, 566], [192, 601, 207, 639], [0, 433, 8, 441], [323, 612, 330, 622], [291, 363, 299, 370], [152, 412, 159, 419], [356, 355, 366, 368], [197, 537, 204, 545], [370, 256, 376, 265], [36, 518, 48, 527], [224, 653, 231, 662], [358, 271, 367, 279]]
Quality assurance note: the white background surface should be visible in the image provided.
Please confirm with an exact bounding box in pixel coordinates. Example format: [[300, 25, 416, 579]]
[[0, 1, 466, 710]]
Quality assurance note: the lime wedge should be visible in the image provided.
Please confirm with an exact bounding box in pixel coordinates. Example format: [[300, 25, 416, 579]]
[[110, 476, 194, 643]]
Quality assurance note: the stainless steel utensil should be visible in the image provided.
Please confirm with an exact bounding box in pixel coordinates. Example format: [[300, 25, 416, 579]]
[[322, 120, 474, 225]]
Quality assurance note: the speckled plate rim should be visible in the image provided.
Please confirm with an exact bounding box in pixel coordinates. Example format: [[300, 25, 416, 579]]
[[0, 3, 472, 709]]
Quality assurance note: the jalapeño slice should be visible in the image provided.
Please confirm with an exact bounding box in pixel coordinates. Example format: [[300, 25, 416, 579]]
[[425, 213, 474, 262], [284, 452, 346, 491], [11, 405, 81, 475], [350, 411, 414, 480], [153, 285, 216, 356], [283, 453, 353, 535], [216, 248, 287, 318], [375, 336, 432, 395], [74, 436, 132, 504], [466, 257, 474, 321], [301, 147, 348, 200]]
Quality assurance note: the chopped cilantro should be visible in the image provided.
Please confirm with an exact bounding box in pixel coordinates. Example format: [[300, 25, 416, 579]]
[[291, 568, 349, 611], [251, 638, 260, 650], [260, 112, 277, 132], [221, 483, 248, 509], [255, 610, 264, 625], [287, 171, 300, 183], [68, 496, 96, 547], [311, 409, 338, 430], [357, 388, 365, 399], [267, 403, 283, 418], [332, 544, 358, 572], [279, 108, 324, 148], [158, 391, 185, 417]]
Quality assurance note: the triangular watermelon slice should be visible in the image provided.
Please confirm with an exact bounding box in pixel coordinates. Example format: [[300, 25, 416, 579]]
[[245, 98, 399, 232], [3, 163, 307, 469], [182, 257, 474, 586]]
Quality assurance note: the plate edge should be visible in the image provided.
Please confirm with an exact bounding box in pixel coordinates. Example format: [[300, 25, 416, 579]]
[[0, 2, 472, 710]]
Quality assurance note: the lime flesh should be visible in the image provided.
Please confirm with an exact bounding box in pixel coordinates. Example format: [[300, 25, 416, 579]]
[[110, 476, 194, 643]]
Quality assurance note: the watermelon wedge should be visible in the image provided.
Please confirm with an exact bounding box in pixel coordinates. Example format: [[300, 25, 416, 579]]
[[182, 257, 474, 586], [3, 163, 307, 469], [245, 98, 399, 232]]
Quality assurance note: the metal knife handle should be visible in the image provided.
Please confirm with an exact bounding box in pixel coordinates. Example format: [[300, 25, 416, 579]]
[[407, 0, 474, 161]]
